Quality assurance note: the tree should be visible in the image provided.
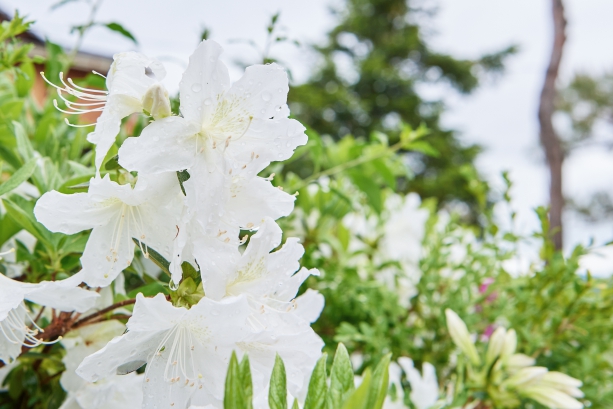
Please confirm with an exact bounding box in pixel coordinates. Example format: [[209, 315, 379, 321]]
[[289, 0, 516, 220]]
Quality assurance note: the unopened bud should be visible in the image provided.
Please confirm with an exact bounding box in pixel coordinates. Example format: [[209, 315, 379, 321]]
[[504, 366, 547, 389], [445, 309, 481, 366], [506, 353, 535, 371], [520, 385, 583, 409], [541, 372, 584, 398], [485, 326, 506, 366], [143, 83, 171, 120], [501, 328, 517, 361]]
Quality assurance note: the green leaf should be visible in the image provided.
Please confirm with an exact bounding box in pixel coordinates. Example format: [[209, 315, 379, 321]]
[[12, 121, 33, 162], [0, 211, 22, 248], [104, 22, 138, 44], [0, 158, 36, 196], [104, 154, 120, 170], [304, 354, 328, 409], [127, 281, 169, 298], [3, 196, 55, 247], [341, 369, 371, 409], [269, 354, 288, 409], [326, 344, 354, 409], [349, 171, 382, 213], [239, 355, 253, 409], [132, 238, 171, 277], [406, 141, 439, 157], [292, 399, 299, 409], [224, 352, 246, 409], [365, 354, 391, 409]]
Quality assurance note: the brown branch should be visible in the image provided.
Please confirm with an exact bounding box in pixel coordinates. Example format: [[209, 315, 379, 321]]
[[538, 0, 567, 250], [72, 298, 136, 329]]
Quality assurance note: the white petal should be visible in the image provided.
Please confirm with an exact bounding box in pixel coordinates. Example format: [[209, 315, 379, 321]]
[[118, 116, 199, 174], [223, 63, 289, 121], [25, 279, 99, 313], [76, 329, 164, 382], [107, 52, 166, 97], [293, 289, 325, 324], [0, 305, 26, 364], [226, 176, 295, 228], [128, 293, 186, 332], [34, 190, 116, 235], [180, 40, 230, 124], [79, 214, 135, 287], [87, 94, 140, 172], [227, 118, 308, 177], [193, 233, 241, 301]]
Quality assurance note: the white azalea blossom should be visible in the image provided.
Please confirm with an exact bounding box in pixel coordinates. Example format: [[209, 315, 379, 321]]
[[43, 52, 171, 171], [34, 173, 182, 287], [0, 271, 98, 364], [77, 293, 252, 409], [117, 40, 305, 232]]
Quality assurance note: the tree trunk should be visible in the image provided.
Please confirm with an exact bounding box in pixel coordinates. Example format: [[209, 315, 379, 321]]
[[538, 0, 567, 250]]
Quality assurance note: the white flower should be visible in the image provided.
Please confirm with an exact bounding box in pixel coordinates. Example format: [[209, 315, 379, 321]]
[[397, 358, 439, 409], [34, 173, 182, 287], [43, 52, 171, 171], [0, 271, 98, 364], [192, 217, 324, 406], [117, 40, 306, 232], [77, 293, 252, 409], [381, 193, 428, 264], [59, 320, 144, 409]]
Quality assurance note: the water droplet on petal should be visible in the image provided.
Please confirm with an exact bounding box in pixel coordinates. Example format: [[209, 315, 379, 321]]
[[191, 83, 202, 92], [204, 99, 212, 106], [262, 92, 271, 102]]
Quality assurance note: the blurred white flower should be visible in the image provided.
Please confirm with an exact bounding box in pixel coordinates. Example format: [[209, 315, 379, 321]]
[[398, 358, 439, 409]]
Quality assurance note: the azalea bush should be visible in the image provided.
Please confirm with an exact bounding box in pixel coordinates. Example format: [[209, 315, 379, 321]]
[[0, 9, 612, 409]]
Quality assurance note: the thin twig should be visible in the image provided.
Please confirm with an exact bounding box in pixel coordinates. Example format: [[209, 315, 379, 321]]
[[72, 298, 136, 329]]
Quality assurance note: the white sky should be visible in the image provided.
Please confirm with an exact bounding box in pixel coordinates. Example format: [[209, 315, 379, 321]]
[[4, 0, 613, 274]]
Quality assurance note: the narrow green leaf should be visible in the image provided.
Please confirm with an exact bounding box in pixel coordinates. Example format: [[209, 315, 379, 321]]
[[132, 238, 171, 277], [292, 399, 299, 409], [224, 352, 245, 409], [326, 344, 354, 409], [104, 154, 120, 170], [3, 196, 53, 247], [240, 355, 253, 409], [340, 369, 371, 409], [269, 354, 288, 409], [303, 354, 328, 409], [104, 22, 138, 44], [365, 354, 391, 409], [0, 158, 36, 196], [12, 121, 33, 162]]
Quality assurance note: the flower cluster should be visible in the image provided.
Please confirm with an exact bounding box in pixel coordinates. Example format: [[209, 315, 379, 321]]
[[26, 40, 324, 409]]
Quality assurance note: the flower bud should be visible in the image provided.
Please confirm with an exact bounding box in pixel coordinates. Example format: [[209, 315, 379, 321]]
[[506, 353, 535, 371], [485, 326, 506, 366], [445, 309, 481, 366], [504, 366, 548, 389], [541, 372, 584, 398], [142, 83, 171, 120], [500, 328, 517, 361], [520, 385, 583, 409]]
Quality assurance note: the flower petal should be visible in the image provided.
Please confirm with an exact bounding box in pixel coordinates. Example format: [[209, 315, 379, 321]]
[[118, 116, 199, 174], [223, 63, 289, 121], [76, 329, 164, 382], [128, 294, 186, 333], [180, 40, 230, 124], [79, 214, 135, 287], [226, 176, 295, 229], [34, 190, 116, 235]]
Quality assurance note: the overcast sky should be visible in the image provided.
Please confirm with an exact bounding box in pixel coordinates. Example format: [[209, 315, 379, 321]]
[[4, 0, 613, 273]]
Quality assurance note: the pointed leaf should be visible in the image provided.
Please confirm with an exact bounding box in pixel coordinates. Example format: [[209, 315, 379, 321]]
[[365, 354, 391, 409], [326, 344, 354, 409], [292, 399, 299, 409], [132, 238, 171, 277], [0, 158, 36, 196], [104, 22, 138, 44], [269, 354, 288, 409], [240, 355, 253, 409], [224, 352, 245, 409], [12, 121, 33, 161], [304, 354, 328, 409], [341, 369, 372, 409]]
